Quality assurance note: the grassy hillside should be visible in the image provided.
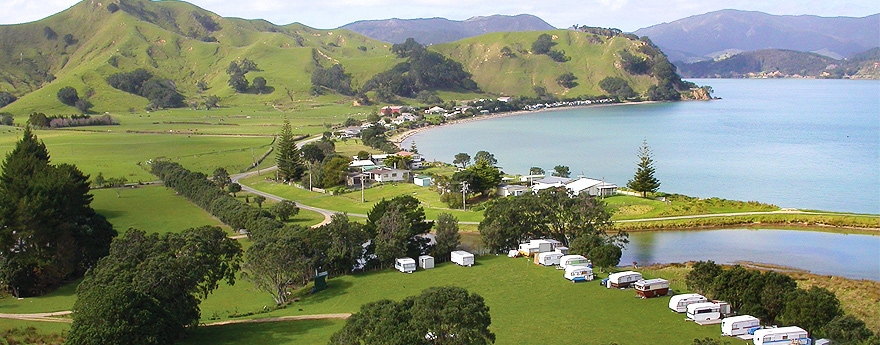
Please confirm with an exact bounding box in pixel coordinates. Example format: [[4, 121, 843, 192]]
[[0, 1, 676, 116], [432, 30, 658, 97]]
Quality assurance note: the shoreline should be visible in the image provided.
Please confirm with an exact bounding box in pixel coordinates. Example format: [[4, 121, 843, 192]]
[[391, 100, 661, 147]]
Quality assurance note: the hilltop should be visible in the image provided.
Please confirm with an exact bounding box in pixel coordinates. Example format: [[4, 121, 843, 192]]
[[339, 14, 555, 45], [0, 0, 696, 117], [634, 9, 880, 63], [677, 48, 880, 79]]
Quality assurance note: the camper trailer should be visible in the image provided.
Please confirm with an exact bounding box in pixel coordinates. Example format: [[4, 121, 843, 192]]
[[518, 243, 540, 257], [668, 293, 708, 312], [418, 255, 434, 269], [395, 257, 416, 273], [555, 246, 569, 255], [686, 302, 723, 322], [634, 278, 670, 298], [564, 266, 594, 282], [536, 252, 563, 266], [558, 255, 591, 269], [450, 251, 474, 267], [752, 326, 810, 345], [722, 315, 760, 337], [518, 239, 561, 257], [606, 271, 643, 288]]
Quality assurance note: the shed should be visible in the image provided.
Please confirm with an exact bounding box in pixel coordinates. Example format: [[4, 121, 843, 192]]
[[450, 251, 474, 267], [418, 255, 434, 269], [413, 175, 432, 187], [634, 278, 670, 298], [721, 315, 760, 337], [606, 271, 643, 288], [752, 326, 809, 345], [394, 257, 416, 273]]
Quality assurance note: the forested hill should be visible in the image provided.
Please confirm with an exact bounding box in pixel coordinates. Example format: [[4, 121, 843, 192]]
[[677, 48, 880, 79], [339, 14, 555, 45], [634, 10, 880, 63], [0, 0, 697, 116]]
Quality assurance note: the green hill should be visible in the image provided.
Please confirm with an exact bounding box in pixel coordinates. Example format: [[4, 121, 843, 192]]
[[677, 48, 880, 79], [0, 0, 693, 116]]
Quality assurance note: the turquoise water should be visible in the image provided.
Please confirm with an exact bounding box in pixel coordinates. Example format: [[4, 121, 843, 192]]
[[622, 229, 880, 280], [404, 79, 880, 214]]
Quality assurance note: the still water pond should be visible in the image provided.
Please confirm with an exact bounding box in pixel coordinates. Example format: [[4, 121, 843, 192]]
[[620, 229, 880, 281]]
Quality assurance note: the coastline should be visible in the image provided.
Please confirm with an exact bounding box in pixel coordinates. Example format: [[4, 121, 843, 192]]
[[391, 101, 661, 147]]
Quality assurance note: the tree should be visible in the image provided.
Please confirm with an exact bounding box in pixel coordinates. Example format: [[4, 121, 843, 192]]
[[627, 140, 661, 197], [589, 242, 623, 272], [453, 152, 471, 168], [500, 46, 515, 58], [228, 73, 248, 92], [107, 176, 128, 198], [93, 172, 106, 188], [309, 213, 368, 276], [373, 206, 410, 266], [552, 165, 570, 178], [529, 167, 545, 175], [474, 150, 497, 166], [253, 195, 266, 209], [212, 167, 231, 189], [432, 213, 460, 262], [453, 160, 502, 197], [226, 182, 242, 197], [276, 118, 303, 182], [330, 286, 494, 345], [203, 95, 220, 109], [74, 99, 92, 113], [57, 86, 79, 106], [365, 195, 434, 266], [321, 155, 352, 188], [556, 72, 578, 88], [67, 227, 242, 344], [270, 200, 299, 222], [0, 92, 17, 108], [685, 261, 722, 296], [242, 231, 312, 305], [356, 150, 371, 160], [251, 76, 267, 94], [779, 286, 841, 335], [300, 143, 326, 163], [384, 154, 412, 170], [599, 76, 636, 99], [531, 33, 556, 55], [0, 128, 116, 297], [820, 315, 875, 343]]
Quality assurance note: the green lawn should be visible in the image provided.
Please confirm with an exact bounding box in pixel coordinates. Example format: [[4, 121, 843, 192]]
[[91, 185, 229, 234], [240, 175, 484, 223], [605, 194, 780, 220], [0, 279, 79, 314], [196, 255, 741, 344], [179, 319, 345, 345]]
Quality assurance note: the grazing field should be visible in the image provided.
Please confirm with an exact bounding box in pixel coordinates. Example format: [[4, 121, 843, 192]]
[[91, 185, 230, 234]]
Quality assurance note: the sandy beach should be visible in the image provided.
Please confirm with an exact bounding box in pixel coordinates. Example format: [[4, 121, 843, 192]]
[[391, 101, 660, 147]]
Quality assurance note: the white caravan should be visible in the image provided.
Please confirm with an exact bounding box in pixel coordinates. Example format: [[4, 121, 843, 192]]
[[450, 250, 475, 267], [752, 326, 810, 345], [668, 293, 708, 313], [721, 315, 760, 337], [395, 257, 416, 273]]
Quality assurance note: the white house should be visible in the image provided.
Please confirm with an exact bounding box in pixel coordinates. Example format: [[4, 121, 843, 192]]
[[531, 176, 572, 192], [497, 96, 512, 102], [565, 177, 618, 197], [350, 159, 377, 170], [369, 168, 409, 183], [425, 106, 446, 114], [498, 184, 528, 197]]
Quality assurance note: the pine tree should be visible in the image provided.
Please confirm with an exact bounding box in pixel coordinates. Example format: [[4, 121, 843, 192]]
[[627, 140, 661, 197], [275, 118, 302, 182]]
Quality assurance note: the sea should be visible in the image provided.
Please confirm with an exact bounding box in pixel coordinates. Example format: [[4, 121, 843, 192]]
[[403, 79, 880, 214]]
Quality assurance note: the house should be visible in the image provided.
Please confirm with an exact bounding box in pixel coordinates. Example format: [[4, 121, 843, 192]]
[[350, 159, 377, 170], [369, 168, 409, 183], [531, 176, 572, 192], [335, 126, 362, 138], [498, 184, 528, 197], [519, 174, 545, 183], [497, 96, 512, 102], [381, 105, 404, 116], [413, 175, 431, 187], [565, 177, 617, 197], [346, 172, 368, 187], [424, 106, 446, 114], [396, 151, 425, 169]]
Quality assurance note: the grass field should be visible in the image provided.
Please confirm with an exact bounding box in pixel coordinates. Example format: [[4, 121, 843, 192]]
[[180, 319, 345, 345], [91, 185, 230, 234]]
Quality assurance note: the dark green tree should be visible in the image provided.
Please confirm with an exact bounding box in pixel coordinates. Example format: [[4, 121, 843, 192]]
[[685, 261, 722, 296], [589, 242, 623, 272], [556, 72, 578, 88], [329, 299, 420, 345], [309, 213, 368, 276], [0, 92, 17, 108], [431, 213, 460, 262], [452, 160, 502, 197], [270, 200, 299, 222], [552, 165, 570, 178], [779, 286, 841, 335], [276, 118, 303, 182], [242, 230, 312, 305], [321, 155, 352, 188], [57, 86, 79, 106], [251, 76, 267, 94], [365, 195, 434, 265], [253, 195, 266, 209], [599, 76, 636, 99], [67, 227, 242, 344], [627, 140, 660, 197], [226, 182, 242, 197], [474, 150, 497, 166], [529, 166, 545, 175], [373, 206, 410, 266], [211, 167, 231, 189], [531, 34, 556, 54], [453, 152, 471, 168], [820, 315, 875, 343]]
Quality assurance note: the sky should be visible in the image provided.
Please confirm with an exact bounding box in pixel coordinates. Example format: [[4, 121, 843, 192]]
[[1, 0, 878, 31]]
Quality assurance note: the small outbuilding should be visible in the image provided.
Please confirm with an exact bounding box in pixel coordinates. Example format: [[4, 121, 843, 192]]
[[634, 278, 670, 298], [413, 175, 432, 187], [721, 315, 760, 337], [606, 271, 643, 288], [418, 255, 435, 269], [450, 250, 474, 267], [668, 293, 708, 313], [395, 257, 416, 273]]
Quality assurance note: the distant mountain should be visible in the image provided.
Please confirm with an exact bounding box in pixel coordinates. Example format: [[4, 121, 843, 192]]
[[339, 14, 555, 45], [634, 9, 880, 63], [677, 48, 880, 79]]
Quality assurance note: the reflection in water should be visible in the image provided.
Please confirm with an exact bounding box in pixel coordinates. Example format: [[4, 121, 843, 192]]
[[620, 229, 880, 281]]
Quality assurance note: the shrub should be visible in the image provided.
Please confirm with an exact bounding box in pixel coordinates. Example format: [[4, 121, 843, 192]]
[[57, 86, 79, 106]]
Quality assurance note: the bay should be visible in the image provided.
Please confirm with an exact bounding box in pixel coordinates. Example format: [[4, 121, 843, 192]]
[[403, 79, 880, 214], [621, 229, 880, 281]]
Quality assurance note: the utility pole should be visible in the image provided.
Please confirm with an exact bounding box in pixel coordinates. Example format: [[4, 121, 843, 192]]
[[361, 173, 365, 203], [461, 181, 469, 211]]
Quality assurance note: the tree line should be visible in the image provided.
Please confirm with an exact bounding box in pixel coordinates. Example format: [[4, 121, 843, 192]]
[[107, 68, 185, 110], [686, 261, 877, 344]]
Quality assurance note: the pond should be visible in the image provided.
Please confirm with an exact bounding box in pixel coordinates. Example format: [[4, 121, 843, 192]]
[[620, 228, 880, 281]]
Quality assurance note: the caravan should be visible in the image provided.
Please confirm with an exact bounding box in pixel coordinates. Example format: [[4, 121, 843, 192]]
[[686, 302, 729, 322], [752, 327, 810, 345], [536, 252, 563, 266], [558, 255, 591, 269], [668, 293, 708, 312], [633, 278, 670, 298], [451, 251, 475, 267], [394, 257, 416, 273], [564, 266, 594, 282], [606, 271, 643, 288], [721, 315, 760, 337]]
